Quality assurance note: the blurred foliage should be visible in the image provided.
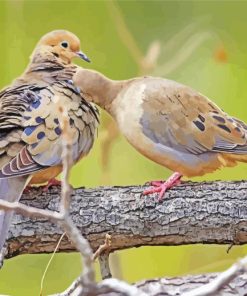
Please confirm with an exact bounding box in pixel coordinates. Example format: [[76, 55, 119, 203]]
[[0, 0, 247, 295]]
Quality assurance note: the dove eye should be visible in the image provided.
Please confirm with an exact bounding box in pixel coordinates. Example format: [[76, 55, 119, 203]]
[[61, 41, 69, 48]]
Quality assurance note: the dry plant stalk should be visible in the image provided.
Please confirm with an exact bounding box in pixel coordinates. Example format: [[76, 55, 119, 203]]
[[93, 233, 112, 261], [57, 107, 95, 289], [93, 234, 112, 280]]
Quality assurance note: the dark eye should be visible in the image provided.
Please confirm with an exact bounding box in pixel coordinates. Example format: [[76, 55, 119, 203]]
[[61, 41, 69, 48]]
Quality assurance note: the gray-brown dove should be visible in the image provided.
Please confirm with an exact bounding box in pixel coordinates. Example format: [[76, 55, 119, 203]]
[[74, 69, 247, 201], [0, 30, 99, 256]]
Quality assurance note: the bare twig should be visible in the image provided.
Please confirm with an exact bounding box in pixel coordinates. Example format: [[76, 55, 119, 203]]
[[98, 278, 148, 296], [0, 199, 61, 221], [182, 255, 247, 296], [60, 216, 95, 287], [60, 109, 73, 216], [93, 234, 112, 261], [59, 109, 95, 289], [40, 232, 67, 295], [50, 277, 82, 296], [99, 253, 112, 280], [93, 234, 112, 280]]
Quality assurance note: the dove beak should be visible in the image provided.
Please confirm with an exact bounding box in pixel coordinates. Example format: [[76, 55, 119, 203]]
[[76, 51, 91, 63]]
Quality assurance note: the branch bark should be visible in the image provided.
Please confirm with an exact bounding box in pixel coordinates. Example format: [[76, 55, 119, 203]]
[[6, 180, 247, 258]]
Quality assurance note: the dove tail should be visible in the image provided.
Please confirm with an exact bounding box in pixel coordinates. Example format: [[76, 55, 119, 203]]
[[0, 176, 30, 252]]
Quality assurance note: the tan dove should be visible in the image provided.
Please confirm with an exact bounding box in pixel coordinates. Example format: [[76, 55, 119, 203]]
[[0, 30, 99, 255], [74, 69, 247, 201]]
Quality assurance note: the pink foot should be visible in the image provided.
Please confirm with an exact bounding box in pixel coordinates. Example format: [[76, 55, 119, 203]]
[[42, 178, 61, 192], [143, 172, 182, 202]]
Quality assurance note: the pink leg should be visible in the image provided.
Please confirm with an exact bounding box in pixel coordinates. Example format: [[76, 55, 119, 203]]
[[143, 172, 182, 202]]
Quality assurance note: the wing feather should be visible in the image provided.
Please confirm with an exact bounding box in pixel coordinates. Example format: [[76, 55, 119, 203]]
[[140, 78, 247, 156], [0, 147, 43, 178]]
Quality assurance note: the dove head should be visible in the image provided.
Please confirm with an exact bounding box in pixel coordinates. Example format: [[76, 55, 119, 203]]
[[32, 30, 90, 64], [73, 69, 126, 111]]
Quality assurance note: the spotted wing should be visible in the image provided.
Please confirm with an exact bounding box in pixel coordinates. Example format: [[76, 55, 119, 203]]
[[22, 81, 98, 167], [140, 78, 247, 155], [0, 84, 46, 178], [0, 81, 99, 178]]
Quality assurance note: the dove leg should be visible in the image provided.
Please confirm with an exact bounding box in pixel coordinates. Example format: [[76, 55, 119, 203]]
[[143, 172, 182, 202]]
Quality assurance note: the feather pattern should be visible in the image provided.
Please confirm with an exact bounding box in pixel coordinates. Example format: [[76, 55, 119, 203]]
[[0, 73, 99, 178], [139, 78, 247, 155]]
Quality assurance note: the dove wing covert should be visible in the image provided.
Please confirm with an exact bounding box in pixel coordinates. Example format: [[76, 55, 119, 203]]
[[0, 81, 99, 178]]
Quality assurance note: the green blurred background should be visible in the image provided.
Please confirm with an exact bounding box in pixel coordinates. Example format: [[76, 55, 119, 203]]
[[0, 0, 247, 295]]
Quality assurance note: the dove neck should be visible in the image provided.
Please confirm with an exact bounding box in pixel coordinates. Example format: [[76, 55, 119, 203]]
[[74, 69, 129, 112]]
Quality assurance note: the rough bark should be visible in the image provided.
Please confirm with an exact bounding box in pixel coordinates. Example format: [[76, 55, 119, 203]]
[[6, 180, 247, 258]]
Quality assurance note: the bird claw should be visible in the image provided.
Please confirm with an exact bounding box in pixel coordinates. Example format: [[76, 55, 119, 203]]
[[143, 182, 170, 202], [143, 172, 182, 202]]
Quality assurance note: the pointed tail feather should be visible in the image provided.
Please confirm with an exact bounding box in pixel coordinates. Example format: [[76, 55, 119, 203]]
[[0, 176, 30, 252]]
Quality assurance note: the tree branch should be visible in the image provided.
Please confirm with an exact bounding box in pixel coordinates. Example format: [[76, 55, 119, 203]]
[[2, 180, 247, 295], [5, 180, 247, 258]]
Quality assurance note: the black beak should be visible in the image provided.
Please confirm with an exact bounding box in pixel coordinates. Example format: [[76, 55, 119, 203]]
[[76, 51, 91, 63]]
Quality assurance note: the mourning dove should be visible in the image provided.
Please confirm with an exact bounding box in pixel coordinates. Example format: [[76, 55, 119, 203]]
[[0, 31, 99, 254], [74, 69, 247, 201]]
